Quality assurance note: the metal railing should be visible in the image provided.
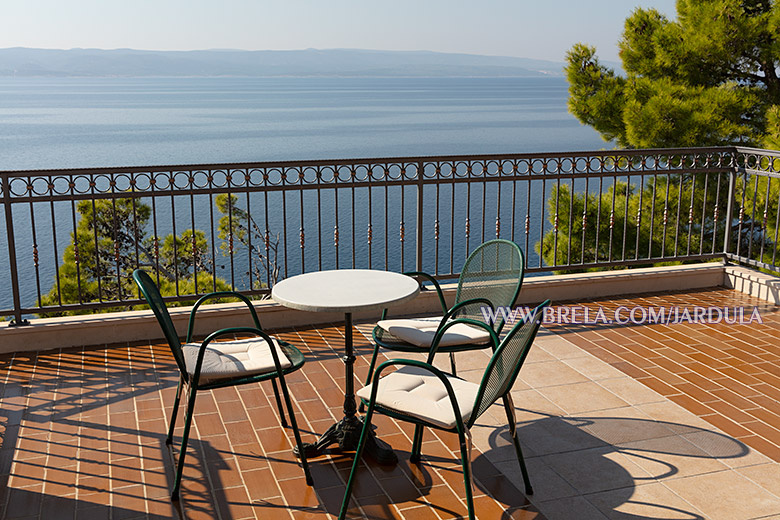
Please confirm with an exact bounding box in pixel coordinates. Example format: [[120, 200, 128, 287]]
[[2, 146, 779, 324]]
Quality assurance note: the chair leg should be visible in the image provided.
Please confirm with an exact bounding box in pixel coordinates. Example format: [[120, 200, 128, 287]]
[[410, 424, 424, 463], [457, 426, 476, 520], [277, 375, 313, 485], [449, 351, 457, 376], [359, 345, 381, 413], [270, 378, 288, 427], [339, 401, 376, 520], [171, 387, 198, 500], [166, 377, 184, 446], [503, 394, 533, 495]]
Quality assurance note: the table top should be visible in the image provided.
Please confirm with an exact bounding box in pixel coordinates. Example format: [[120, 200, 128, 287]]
[[271, 269, 420, 313]]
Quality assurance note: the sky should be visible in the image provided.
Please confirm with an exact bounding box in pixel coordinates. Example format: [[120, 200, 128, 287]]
[[0, 0, 679, 63]]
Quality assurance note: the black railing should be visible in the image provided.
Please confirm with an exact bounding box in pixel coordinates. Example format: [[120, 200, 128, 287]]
[[2, 146, 779, 324]]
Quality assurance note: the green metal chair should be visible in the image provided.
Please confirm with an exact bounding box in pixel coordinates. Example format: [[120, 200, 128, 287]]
[[132, 269, 312, 500], [367, 239, 525, 386], [340, 300, 550, 520]]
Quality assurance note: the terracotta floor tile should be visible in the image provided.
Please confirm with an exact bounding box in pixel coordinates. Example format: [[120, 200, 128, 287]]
[[418, 440, 456, 464], [705, 399, 763, 424], [418, 484, 465, 516], [743, 419, 780, 444], [111, 484, 148, 520], [672, 382, 718, 404], [255, 426, 293, 454], [470, 494, 522, 518], [634, 377, 681, 397], [703, 414, 758, 439], [717, 378, 764, 400], [642, 366, 689, 386], [709, 388, 763, 411], [290, 507, 332, 519], [231, 443, 271, 473], [677, 370, 726, 391], [435, 464, 469, 494], [213, 484, 260, 520], [279, 476, 321, 509], [751, 380, 780, 402], [224, 421, 257, 447], [397, 505, 443, 519], [2, 288, 779, 520], [550, 289, 780, 463], [297, 398, 333, 424], [217, 400, 250, 424], [748, 394, 780, 416], [268, 450, 311, 482], [718, 363, 764, 385], [687, 351, 730, 368], [741, 435, 780, 460]]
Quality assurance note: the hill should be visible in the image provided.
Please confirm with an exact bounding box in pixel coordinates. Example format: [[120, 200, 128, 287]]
[[0, 47, 565, 77]]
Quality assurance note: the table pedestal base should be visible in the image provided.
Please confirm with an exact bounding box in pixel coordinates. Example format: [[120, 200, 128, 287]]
[[294, 415, 398, 465]]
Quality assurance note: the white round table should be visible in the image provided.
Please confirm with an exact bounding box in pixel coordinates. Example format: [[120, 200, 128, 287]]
[[272, 269, 419, 462], [272, 269, 419, 314]]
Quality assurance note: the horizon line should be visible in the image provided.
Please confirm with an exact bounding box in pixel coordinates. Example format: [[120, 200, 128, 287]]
[[0, 46, 567, 63]]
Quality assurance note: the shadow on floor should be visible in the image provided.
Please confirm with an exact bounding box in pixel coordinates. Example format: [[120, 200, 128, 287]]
[[478, 414, 749, 520]]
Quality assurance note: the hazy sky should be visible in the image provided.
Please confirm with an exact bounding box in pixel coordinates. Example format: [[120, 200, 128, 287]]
[[0, 0, 678, 63]]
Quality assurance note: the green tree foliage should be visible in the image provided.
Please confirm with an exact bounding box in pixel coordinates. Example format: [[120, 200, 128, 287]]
[[160, 229, 209, 279], [566, 0, 779, 148], [734, 167, 780, 264], [538, 173, 729, 272], [216, 194, 280, 291], [551, 0, 780, 272], [40, 198, 229, 315]]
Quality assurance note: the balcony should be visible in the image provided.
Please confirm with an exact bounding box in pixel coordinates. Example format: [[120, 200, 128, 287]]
[[1, 148, 780, 519]]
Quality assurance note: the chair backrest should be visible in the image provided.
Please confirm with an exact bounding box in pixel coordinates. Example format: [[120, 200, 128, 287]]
[[454, 240, 524, 330], [132, 269, 187, 375], [469, 300, 549, 426]]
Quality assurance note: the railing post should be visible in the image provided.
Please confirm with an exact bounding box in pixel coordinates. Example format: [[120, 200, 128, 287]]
[[723, 163, 738, 262], [2, 174, 29, 326], [416, 161, 424, 272]]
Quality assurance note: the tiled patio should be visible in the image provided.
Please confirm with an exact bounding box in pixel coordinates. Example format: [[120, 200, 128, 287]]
[[0, 287, 779, 519]]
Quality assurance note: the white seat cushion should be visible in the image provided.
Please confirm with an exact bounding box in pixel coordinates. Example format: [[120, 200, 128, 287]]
[[377, 316, 491, 348], [182, 337, 292, 384], [357, 365, 480, 429]]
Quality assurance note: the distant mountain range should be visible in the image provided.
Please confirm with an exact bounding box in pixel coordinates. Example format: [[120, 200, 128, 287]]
[[0, 47, 567, 78]]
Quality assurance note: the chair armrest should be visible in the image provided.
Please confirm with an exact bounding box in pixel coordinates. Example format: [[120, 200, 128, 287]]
[[190, 326, 285, 387], [368, 358, 467, 431], [375, 271, 445, 321], [425, 297, 496, 358], [402, 271, 447, 314], [186, 291, 262, 343], [427, 317, 500, 363]]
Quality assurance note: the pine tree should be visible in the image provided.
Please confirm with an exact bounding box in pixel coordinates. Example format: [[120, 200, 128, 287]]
[[40, 198, 229, 315], [566, 0, 779, 148], [546, 0, 780, 271]]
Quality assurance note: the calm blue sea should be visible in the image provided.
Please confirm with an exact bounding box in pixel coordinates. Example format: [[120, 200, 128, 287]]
[[0, 76, 605, 169], [0, 76, 607, 312]]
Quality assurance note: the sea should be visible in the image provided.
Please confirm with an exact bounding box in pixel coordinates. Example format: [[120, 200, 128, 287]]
[[0, 76, 608, 312]]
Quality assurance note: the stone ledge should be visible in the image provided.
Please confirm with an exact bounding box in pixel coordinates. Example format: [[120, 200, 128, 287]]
[[517, 263, 725, 305], [2, 263, 776, 354], [724, 265, 780, 305], [0, 287, 447, 354]]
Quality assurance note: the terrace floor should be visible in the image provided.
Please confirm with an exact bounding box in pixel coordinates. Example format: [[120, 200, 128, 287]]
[[0, 287, 779, 519]]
